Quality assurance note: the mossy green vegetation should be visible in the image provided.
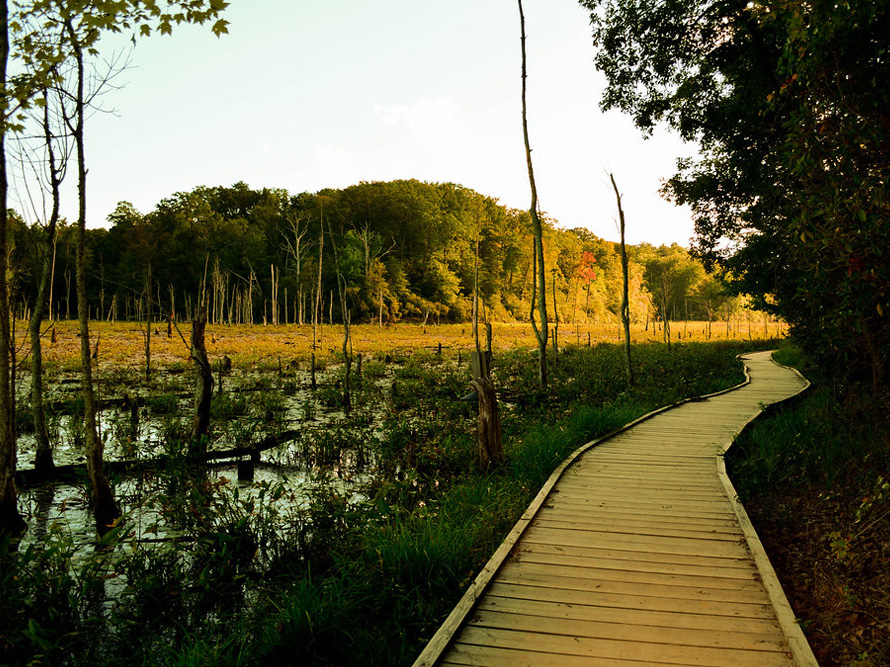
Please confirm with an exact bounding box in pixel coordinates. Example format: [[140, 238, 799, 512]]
[[2, 340, 769, 666]]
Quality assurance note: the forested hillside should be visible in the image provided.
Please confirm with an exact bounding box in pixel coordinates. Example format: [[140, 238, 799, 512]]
[[10, 179, 743, 330]]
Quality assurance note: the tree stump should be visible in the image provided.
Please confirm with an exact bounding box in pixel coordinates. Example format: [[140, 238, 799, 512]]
[[191, 307, 213, 444], [469, 376, 503, 473]]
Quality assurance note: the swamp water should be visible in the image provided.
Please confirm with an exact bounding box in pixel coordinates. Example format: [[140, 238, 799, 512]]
[[14, 365, 395, 557]]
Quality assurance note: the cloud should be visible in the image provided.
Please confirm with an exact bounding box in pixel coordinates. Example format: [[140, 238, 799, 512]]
[[375, 96, 464, 148]]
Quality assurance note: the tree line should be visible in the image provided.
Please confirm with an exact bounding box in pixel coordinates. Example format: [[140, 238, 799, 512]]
[[9, 179, 748, 332]]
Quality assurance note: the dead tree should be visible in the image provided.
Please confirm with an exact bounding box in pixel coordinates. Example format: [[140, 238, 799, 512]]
[[0, 1, 24, 534], [144, 263, 151, 381], [190, 305, 213, 446], [610, 173, 634, 386], [470, 234, 502, 471], [470, 376, 503, 473], [326, 217, 353, 411], [518, 0, 548, 388], [311, 202, 325, 390], [22, 85, 67, 476]]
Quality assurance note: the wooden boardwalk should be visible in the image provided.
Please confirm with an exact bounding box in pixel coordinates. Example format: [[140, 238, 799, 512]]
[[414, 351, 817, 667]]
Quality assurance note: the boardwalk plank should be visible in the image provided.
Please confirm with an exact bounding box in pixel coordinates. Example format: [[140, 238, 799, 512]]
[[517, 544, 759, 579], [486, 581, 776, 619], [532, 517, 745, 542], [517, 542, 759, 574], [507, 558, 761, 590], [496, 564, 771, 605], [469, 608, 789, 652], [532, 511, 744, 532], [453, 626, 794, 667], [477, 596, 784, 634]]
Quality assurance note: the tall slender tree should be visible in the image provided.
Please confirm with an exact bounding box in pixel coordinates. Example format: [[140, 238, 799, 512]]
[[518, 0, 548, 388], [61, 13, 120, 530], [0, 0, 23, 536], [610, 173, 634, 385], [28, 85, 66, 475]]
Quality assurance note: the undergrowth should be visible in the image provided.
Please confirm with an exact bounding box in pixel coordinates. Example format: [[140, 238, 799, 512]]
[[726, 342, 890, 666]]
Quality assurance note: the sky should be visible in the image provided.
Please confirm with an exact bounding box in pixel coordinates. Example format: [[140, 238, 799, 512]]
[[15, 0, 700, 247]]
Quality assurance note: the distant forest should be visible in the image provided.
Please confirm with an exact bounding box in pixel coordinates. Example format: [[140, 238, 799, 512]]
[[10, 179, 745, 328]]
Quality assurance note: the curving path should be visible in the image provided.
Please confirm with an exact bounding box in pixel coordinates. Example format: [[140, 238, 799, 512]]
[[414, 351, 817, 667]]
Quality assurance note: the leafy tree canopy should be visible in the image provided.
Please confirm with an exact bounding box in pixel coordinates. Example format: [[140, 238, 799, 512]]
[[581, 0, 890, 388]]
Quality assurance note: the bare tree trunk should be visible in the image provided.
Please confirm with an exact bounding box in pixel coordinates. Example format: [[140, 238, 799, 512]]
[[326, 219, 352, 411], [31, 90, 63, 475], [270, 263, 279, 325], [552, 272, 559, 366], [0, 0, 25, 536], [518, 0, 548, 388], [65, 268, 71, 320], [312, 211, 324, 390], [472, 237, 490, 380], [66, 18, 119, 532], [610, 174, 634, 386], [144, 263, 151, 382], [470, 376, 503, 472], [378, 285, 384, 328], [661, 274, 672, 349], [48, 235, 57, 321], [190, 305, 213, 445]]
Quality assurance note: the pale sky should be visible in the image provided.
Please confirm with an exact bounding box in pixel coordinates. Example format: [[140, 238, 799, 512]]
[[23, 0, 699, 247]]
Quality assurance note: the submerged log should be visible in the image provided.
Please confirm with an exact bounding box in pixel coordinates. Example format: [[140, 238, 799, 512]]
[[17, 430, 300, 487]]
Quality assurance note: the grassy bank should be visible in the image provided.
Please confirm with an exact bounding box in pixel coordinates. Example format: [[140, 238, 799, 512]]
[[3, 340, 770, 666], [726, 342, 890, 667]]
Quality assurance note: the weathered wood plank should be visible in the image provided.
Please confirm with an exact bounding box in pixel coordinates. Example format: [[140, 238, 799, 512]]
[[521, 528, 750, 559], [516, 542, 759, 573], [543, 498, 740, 520], [486, 581, 777, 619], [469, 608, 789, 652], [477, 595, 783, 634], [555, 481, 729, 500], [440, 643, 650, 667], [496, 564, 771, 605], [533, 510, 743, 531], [532, 517, 745, 542], [449, 626, 794, 667], [516, 545, 758, 578], [500, 560, 765, 594]]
